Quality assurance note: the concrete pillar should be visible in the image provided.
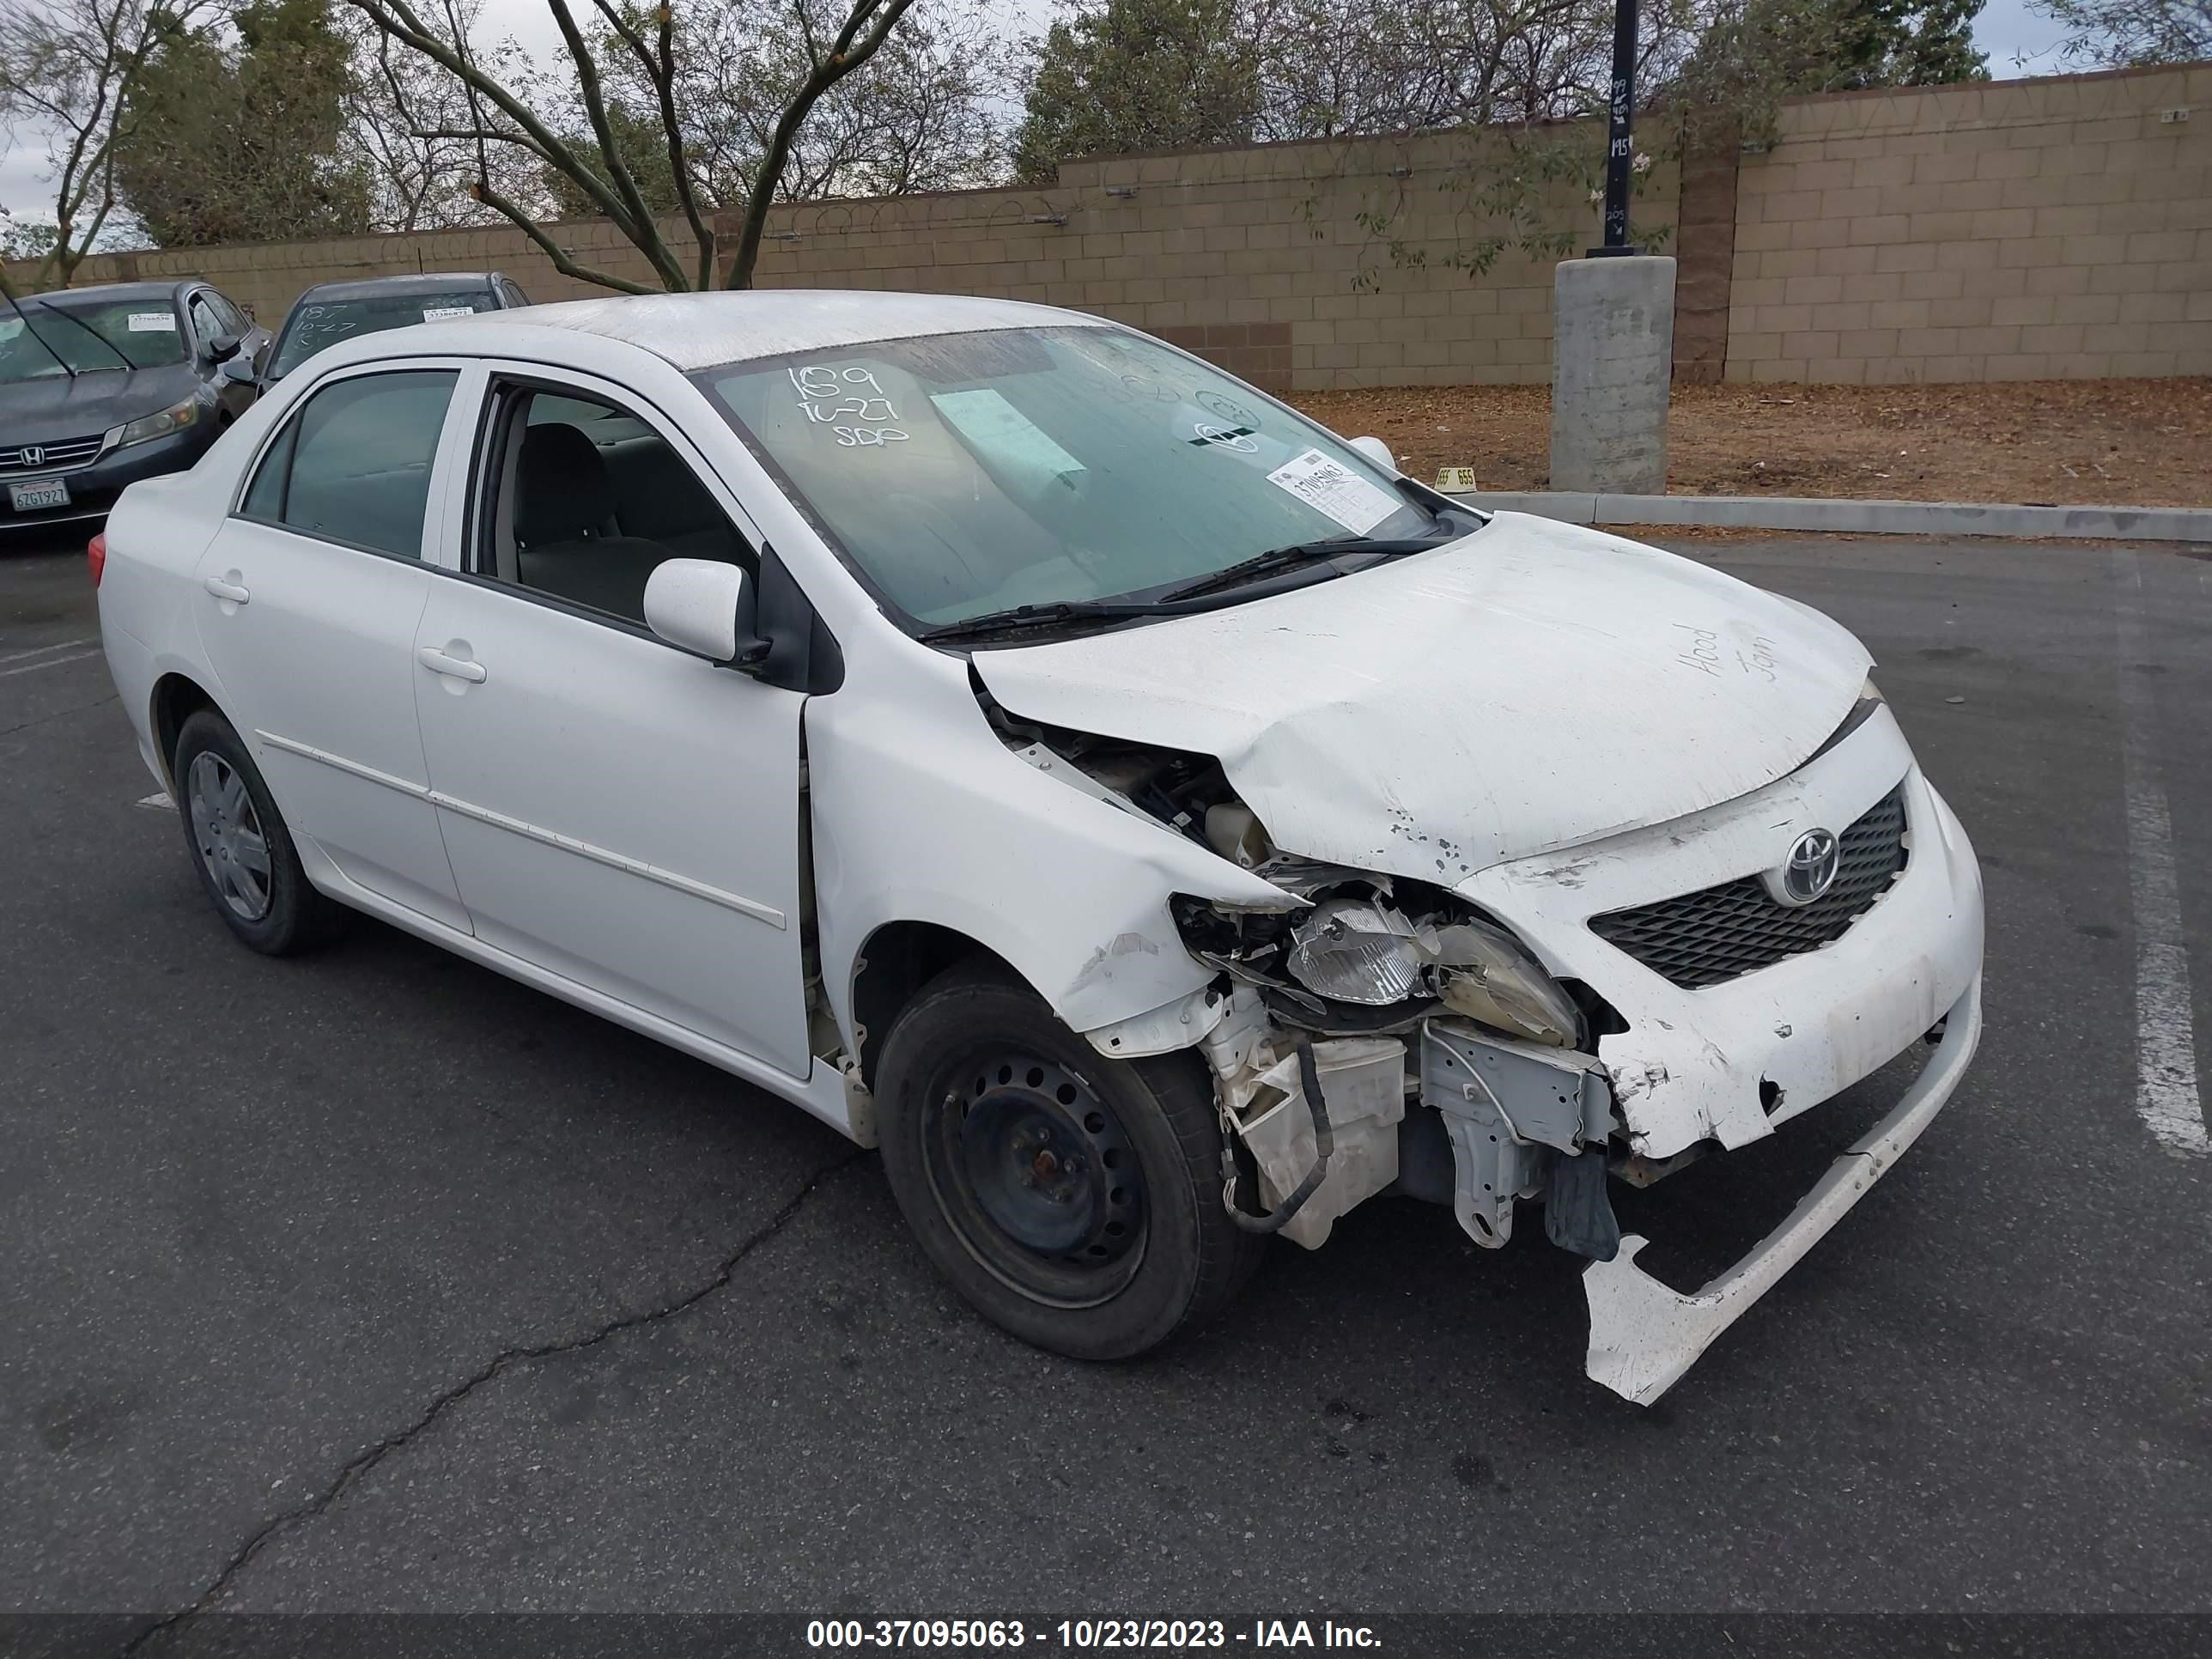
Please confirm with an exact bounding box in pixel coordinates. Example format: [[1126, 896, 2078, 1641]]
[[1550, 255, 1676, 495]]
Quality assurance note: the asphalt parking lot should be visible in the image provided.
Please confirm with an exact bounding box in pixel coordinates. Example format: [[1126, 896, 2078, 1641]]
[[3, 526, 2208, 1634]]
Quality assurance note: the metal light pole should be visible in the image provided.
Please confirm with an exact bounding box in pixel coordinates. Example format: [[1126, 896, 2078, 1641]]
[[1551, 0, 1671, 495], [1594, 0, 1639, 256]]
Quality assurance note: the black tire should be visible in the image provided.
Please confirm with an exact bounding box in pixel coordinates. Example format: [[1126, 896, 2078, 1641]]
[[876, 961, 1265, 1360], [173, 708, 343, 956]]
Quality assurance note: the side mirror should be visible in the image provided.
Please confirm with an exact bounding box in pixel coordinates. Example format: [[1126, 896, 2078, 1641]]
[[1347, 434, 1395, 472], [217, 355, 258, 386], [644, 558, 750, 663], [205, 332, 242, 365]]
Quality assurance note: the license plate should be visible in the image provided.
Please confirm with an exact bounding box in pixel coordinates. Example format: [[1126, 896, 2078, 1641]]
[[9, 477, 70, 513]]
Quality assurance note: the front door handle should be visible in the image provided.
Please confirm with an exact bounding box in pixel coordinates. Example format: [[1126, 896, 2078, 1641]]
[[203, 575, 250, 605], [417, 646, 487, 684]]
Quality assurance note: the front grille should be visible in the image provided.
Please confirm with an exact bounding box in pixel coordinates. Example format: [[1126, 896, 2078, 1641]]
[[1589, 785, 1910, 989], [0, 434, 106, 474]]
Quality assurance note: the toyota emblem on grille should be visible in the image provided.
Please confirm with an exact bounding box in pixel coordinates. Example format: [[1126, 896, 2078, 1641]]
[[18, 446, 44, 467], [1778, 828, 1840, 905]]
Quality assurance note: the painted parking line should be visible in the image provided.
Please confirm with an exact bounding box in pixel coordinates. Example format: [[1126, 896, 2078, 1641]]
[[0, 636, 94, 667], [2114, 549, 2208, 1158], [0, 647, 102, 678], [137, 791, 175, 811]]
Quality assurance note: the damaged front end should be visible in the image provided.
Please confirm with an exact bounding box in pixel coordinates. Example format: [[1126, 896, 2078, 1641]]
[[994, 693, 1986, 1407], [992, 702, 1643, 1279], [1166, 876, 1632, 1267]]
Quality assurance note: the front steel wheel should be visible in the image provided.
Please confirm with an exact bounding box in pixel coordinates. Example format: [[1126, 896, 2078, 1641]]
[[878, 962, 1264, 1360], [926, 1049, 1150, 1310]]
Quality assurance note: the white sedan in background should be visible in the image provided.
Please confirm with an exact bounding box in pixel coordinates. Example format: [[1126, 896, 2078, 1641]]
[[92, 291, 1983, 1403]]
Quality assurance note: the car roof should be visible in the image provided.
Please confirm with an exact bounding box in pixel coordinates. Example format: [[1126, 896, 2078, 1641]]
[[468, 289, 1088, 372], [289, 272, 504, 305], [26, 279, 190, 306]]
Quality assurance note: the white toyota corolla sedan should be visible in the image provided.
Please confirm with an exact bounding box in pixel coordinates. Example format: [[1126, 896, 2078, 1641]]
[[93, 290, 1984, 1403]]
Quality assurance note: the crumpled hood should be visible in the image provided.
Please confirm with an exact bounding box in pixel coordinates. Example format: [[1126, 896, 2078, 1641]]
[[971, 513, 1874, 881]]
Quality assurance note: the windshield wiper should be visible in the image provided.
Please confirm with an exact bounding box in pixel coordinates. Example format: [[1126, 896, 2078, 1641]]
[[3, 295, 75, 380], [23, 302, 131, 371], [1157, 533, 1453, 603], [918, 599, 1185, 644], [921, 527, 1474, 644]]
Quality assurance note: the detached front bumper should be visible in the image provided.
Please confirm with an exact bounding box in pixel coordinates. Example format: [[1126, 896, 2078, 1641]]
[[1584, 973, 1981, 1404], [1456, 702, 1984, 1403]]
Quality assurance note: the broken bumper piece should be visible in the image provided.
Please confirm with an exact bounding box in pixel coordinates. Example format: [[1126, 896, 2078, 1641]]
[[1583, 973, 1983, 1407]]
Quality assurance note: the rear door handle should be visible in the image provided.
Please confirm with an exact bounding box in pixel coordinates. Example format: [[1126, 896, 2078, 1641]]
[[417, 646, 487, 684], [203, 576, 250, 605]]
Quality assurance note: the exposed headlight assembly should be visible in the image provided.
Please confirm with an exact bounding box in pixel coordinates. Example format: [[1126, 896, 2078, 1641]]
[[1427, 915, 1582, 1048], [1285, 898, 1428, 1005], [1280, 896, 1582, 1046], [108, 398, 198, 449]]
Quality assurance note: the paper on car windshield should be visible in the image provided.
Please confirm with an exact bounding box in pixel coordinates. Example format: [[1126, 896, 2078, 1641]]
[[930, 388, 1084, 480], [422, 306, 475, 321], [127, 313, 178, 332], [1265, 448, 1400, 535]]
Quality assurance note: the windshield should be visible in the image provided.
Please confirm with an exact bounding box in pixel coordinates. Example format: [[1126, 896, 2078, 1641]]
[[270, 289, 495, 377], [693, 325, 1444, 629], [0, 296, 186, 382]]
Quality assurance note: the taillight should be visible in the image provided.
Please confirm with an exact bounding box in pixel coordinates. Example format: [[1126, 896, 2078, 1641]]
[[88, 532, 106, 587]]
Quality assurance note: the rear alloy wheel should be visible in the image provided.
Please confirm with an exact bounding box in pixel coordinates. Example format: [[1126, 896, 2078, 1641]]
[[877, 962, 1265, 1359], [173, 709, 343, 956]]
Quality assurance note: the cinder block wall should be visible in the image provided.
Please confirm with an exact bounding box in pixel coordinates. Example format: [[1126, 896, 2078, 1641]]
[[10, 63, 2207, 389], [750, 131, 1651, 391], [1727, 61, 2212, 382], [10, 128, 1616, 394]]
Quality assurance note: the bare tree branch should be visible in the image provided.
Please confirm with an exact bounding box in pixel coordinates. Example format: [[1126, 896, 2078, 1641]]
[[543, 0, 684, 284], [345, 0, 658, 245], [0, 0, 228, 284], [587, 0, 716, 287], [342, 0, 966, 294], [722, 0, 916, 287], [472, 173, 659, 290]]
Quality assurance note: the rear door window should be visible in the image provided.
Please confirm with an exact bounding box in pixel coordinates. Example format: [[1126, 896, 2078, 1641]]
[[240, 370, 459, 559]]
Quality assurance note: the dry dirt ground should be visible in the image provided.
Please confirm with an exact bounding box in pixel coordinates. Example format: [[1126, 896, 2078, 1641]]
[[1291, 379, 2212, 507]]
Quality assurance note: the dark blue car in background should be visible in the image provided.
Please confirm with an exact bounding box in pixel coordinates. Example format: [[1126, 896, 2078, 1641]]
[[0, 279, 270, 532]]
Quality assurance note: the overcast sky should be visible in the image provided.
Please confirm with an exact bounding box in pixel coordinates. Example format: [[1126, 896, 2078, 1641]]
[[0, 0, 2080, 240]]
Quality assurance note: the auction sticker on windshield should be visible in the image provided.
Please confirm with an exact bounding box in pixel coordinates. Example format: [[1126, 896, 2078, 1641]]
[[126, 313, 177, 331], [422, 307, 475, 321], [1266, 447, 1400, 535]]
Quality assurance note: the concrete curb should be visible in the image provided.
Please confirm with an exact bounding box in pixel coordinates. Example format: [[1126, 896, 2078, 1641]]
[[1447, 489, 2212, 543]]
